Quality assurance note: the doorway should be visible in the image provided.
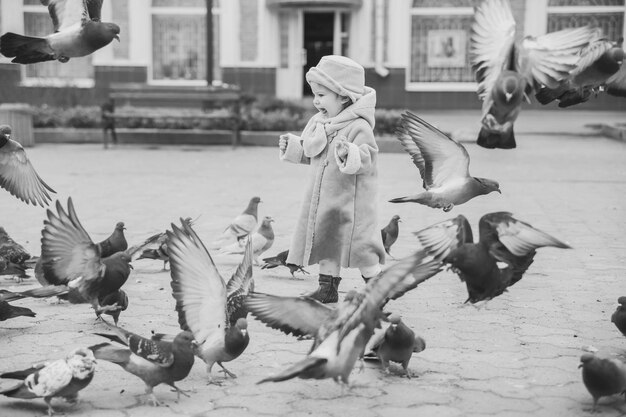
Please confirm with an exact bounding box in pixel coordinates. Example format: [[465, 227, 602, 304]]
[[303, 12, 334, 96]]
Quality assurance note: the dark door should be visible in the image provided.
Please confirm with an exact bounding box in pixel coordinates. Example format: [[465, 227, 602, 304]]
[[303, 12, 334, 96]]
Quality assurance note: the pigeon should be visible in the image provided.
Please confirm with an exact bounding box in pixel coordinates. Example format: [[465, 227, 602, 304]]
[[210, 196, 261, 249], [261, 250, 309, 278], [0, 347, 96, 416], [0, 0, 120, 65], [167, 218, 254, 384], [470, 0, 596, 149], [97, 221, 128, 258], [611, 296, 626, 337], [91, 319, 195, 406], [0, 125, 56, 207], [218, 216, 275, 265], [246, 249, 445, 385], [362, 314, 425, 378], [389, 112, 500, 212], [579, 353, 626, 412], [0, 300, 36, 321], [381, 215, 401, 258], [97, 289, 128, 325], [35, 198, 133, 316], [0, 226, 37, 280], [415, 212, 571, 303], [535, 32, 625, 107], [606, 49, 626, 97], [130, 217, 194, 271]]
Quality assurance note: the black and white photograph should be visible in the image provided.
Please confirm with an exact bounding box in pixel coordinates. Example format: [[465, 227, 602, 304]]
[[0, 0, 625, 416]]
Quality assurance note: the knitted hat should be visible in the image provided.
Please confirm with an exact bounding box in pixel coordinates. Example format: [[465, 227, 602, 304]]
[[306, 55, 365, 102]]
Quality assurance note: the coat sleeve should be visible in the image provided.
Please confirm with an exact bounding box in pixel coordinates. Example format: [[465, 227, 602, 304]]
[[279, 134, 310, 165], [334, 121, 378, 175]]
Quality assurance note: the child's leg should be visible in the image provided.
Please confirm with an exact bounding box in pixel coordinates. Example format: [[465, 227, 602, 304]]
[[359, 264, 382, 283], [306, 259, 341, 304], [319, 259, 340, 276]]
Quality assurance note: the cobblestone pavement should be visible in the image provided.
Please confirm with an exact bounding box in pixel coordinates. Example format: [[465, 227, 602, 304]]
[[1, 132, 625, 417]]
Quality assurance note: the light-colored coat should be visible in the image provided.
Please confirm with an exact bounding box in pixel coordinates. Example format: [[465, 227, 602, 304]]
[[280, 87, 385, 268]]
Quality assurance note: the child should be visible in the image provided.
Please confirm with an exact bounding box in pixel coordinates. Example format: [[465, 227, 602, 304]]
[[279, 55, 385, 304]]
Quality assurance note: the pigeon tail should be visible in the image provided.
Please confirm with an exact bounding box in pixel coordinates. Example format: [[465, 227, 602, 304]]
[[477, 127, 516, 149], [557, 89, 592, 108], [0, 33, 55, 64], [88, 342, 131, 365], [389, 193, 429, 205], [257, 357, 327, 384]]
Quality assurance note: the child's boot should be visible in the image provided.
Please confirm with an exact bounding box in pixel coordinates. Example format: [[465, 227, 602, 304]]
[[307, 274, 341, 304]]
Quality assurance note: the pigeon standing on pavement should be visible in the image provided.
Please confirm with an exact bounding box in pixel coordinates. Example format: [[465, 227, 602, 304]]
[[611, 296, 626, 337], [97, 289, 128, 325], [261, 250, 309, 278], [535, 31, 625, 107], [218, 216, 275, 265], [210, 196, 261, 249], [579, 353, 626, 412], [0, 0, 120, 64], [0, 300, 36, 321], [415, 212, 571, 303], [470, 0, 596, 149], [0, 125, 56, 207], [0, 226, 37, 280], [389, 112, 500, 212], [247, 250, 445, 385], [381, 215, 401, 259], [35, 198, 133, 316], [167, 219, 254, 384], [97, 222, 128, 258], [0, 347, 96, 416], [362, 314, 425, 378], [91, 319, 195, 406]]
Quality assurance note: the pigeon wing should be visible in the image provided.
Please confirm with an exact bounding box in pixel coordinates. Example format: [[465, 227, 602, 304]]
[[0, 139, 55, 207], [245, 292, 334, 338], [479, 212, 571, 261], [125, 231, 164, 259], [400, 112, 470, 188], [42, 0, 89, 32], [226, 237, 254, 324], [167, 219, 227, 348], [24, 359, 73, 397], [394, 124, 427, 188], [414, 214, 473, 261], [85, 0, 103, 21], [225, 213, 256, 238], [570, 32, 613, 78]]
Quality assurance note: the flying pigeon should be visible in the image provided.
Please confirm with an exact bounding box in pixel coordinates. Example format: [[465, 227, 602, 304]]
[[470, 0, 596, 148], [0, 347, 96, 416], [129, 217, 194, 270], [579, 353, 626, 412], [381, 215, 401, 259], [389, 112, 500, 212], [611, 296, 626, 337], [167, 219, 254, 384], [0, 300, 36, 321], [0, 125, 56, 207], [0, 0, 120, 65], [218, 216, 275, 265], [0, 226, 38, 281], [35, 198, 133, 316], [415, 212, 571, 303], [261, 250, 309, 278], [246, 249, 445, 385], [210, 196, 261, 249], [535, 31, 625, 107], [91, 319, 195, 406], [97, 221, 128, 258], [362, 314, 425, 378]]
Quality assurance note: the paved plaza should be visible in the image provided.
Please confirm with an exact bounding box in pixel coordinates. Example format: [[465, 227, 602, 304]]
[[0, 127, 625, 417]]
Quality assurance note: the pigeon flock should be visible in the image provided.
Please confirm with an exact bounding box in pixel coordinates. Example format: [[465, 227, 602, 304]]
[[0, 0, 625, 415]]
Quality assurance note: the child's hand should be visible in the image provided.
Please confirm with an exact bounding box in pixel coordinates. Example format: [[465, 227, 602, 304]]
[[335, 138, 349, 159], [279, 133, 292, 152]]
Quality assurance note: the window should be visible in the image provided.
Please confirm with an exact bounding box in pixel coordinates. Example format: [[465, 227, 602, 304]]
[[22, 1, 93, 86], [150, 0, 221, 83], [547, 0, 625, 41]]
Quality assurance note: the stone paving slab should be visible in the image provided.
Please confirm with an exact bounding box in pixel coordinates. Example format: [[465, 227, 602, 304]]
[[0, 132, 625, 417]]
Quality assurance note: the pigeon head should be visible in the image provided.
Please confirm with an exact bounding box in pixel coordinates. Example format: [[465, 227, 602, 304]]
[[262, 216, 274, 226], [475, 177, 501, 195], [174, 331, 196, 350], [235, 318, 248, 335], [579, 353, 596, 368], [391, 215, 401, 224], [0, 125, 10, 146], [388, 314, 402, 326], [86, 22, 121, 48], [617, 296, 626, 306], [104, 22, 121, 42], [250, 196, 261, 205], [66, 348, 97, 378], [115, 222, 126, 231]]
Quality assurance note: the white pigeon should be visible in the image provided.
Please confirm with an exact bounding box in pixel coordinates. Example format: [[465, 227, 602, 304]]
[[209, 196, 261, 249], [218, 216, 274, 265]]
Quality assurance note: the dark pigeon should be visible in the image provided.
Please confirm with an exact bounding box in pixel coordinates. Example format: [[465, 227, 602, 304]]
[[98, 289, 128, 325], [381, 215, 401, 258], [167, 219, 254, 384], [579, 353, 626, 412], [611, 296, 626, 337], [0, 300, 36, 321], [0, 0, 120, 64], [415, 212, 571, 303], [389, 112, 500, 212], [91, 319, 195, 406], [0, 125, 56, 207], [261, 250, 309, 278], [470, 0, 596, 149], [0, 226, 36, 280], [97, 221, 128, 258]]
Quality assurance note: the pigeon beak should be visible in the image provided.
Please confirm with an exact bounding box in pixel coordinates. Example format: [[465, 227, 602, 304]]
[[497, 189, 502, 194], [191, 340, 199, 348], [578, 363, 583, 369], [129, 263, 134, 270], [114, 34, 120, 42]]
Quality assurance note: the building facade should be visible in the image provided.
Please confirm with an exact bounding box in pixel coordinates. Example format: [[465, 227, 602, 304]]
[[0, 0, 624, 110]]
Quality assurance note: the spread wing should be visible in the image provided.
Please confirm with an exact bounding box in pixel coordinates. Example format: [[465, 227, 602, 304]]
[[245, 292, 334, 338], [41, 0, 90, 32], [413, 214, 473, 259], [167, 219, 227, 347], [0, 139, 55, 207], [478, 212, 571, 263], [85, 0, 103, 21], [570, 31, 613, 77], [226, 237, 254, 324], [39, 198, 103, 297], [399, 111, 470, 188], [470, 0, 517, 110]]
